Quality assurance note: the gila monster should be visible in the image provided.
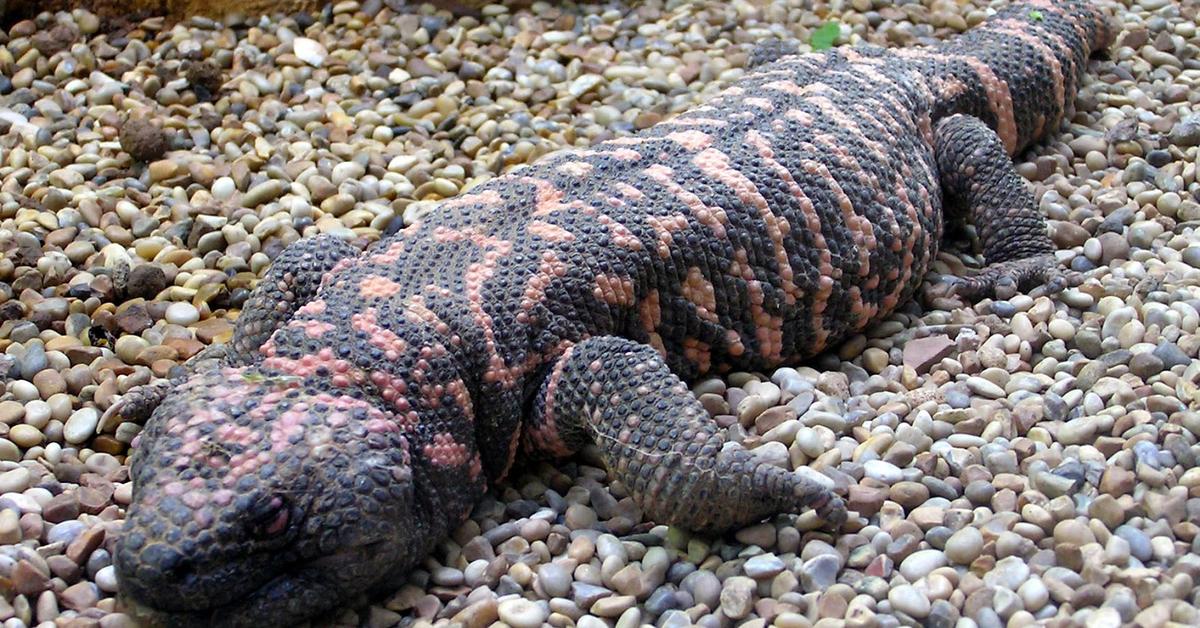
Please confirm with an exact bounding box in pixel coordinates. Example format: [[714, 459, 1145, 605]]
[[111, 1, 1112, 624]]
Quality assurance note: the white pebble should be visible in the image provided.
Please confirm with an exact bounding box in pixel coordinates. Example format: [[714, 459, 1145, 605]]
[[211, 176, 236, 201], [292, 37, 328, 67], [497, 599, 547, 628], [22, 400, 51, 429], [95, 565, 120, 593], [888, 584, 930, 618], [863, 460, 902, 484], [64, 408, 100, 445], [165, 302, 201, 325]]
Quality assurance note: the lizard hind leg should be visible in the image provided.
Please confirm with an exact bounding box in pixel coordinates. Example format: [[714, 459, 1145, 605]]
[[527, 335, 846, 533], [933, 114, 1080, 301]]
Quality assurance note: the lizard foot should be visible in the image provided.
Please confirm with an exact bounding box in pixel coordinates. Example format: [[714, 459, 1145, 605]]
[[946, 254, 1081, 302], [812, 491, 848, 529], [100, 379, 175, 426]]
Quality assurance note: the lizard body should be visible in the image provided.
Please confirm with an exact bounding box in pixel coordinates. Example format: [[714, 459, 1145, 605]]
[[113, 1, 1112, 624]]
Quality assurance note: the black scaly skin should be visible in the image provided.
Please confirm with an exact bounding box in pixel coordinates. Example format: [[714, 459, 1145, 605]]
[[112, 1, 1113, 625]]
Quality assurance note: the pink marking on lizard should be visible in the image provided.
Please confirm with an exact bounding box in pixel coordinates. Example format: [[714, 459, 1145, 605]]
[[523, 344, 577, 458], [742, 97, 774, 111], [520, 250, 569, 317], [638, 289, 667, 356], [666, 130, 713, 151], [681, 266, 719, 324], [643, 164, 728, 240], [423, 433, 470, 466], [683, 337, 713, 373], [262, 348, 367, 388], [695, 144, 799, 306], [556, 161, 593, 176], [296, 299, 327, 316], [269, 406, 308, 452], [645, 211, 690, 259], [368, 241, 406, 265], [527, 220, 577, 243], [608, 148, 643, 161], [290, 319, 337, 338], [352, 308, 408, 359], [593, 273, 637, 307], [359, 274, 404, 299], [597, 212, 644, 251], [322, 257, 358, 286]]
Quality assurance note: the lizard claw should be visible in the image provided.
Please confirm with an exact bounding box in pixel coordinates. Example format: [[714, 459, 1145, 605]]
[[947, 254, 1076, 302]]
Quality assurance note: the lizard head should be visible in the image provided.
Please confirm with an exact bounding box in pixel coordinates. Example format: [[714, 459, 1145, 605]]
[[114, 367, 418, 626]]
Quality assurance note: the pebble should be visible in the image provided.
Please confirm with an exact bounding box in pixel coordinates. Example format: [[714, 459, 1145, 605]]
[[9, 425, 45, 448], [888, 584, 931, 618], [538, 563, 571, 598], [799, 554, 841, 592], [744, 553, 785, 579], [984, 556, 1031, 591], [165, 302, 200, 326], [0, 468, 32, 493], [719, 576, 757, 619], [899, 549, 947, 581], [863, 460, 902, 484], [497, 599, 547, 628], [63, 409, 101, 445], [292, 37, 328, 67]]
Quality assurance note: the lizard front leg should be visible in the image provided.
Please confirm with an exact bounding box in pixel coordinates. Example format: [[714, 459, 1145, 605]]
[[222, 233, 362, 364], [934, 114, 1079, 300], [526, 335, 846, 533], [103, 234, 360, 423]]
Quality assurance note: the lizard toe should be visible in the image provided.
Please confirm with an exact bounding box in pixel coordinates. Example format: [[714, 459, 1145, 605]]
[[948, 253, 1065, 302]]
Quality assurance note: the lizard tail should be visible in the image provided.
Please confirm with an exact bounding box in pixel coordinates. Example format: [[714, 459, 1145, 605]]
[[928, 0, 1114, 154]]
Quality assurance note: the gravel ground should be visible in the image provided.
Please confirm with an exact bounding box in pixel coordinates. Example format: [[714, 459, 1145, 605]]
[[2, 0, 1200, 626]]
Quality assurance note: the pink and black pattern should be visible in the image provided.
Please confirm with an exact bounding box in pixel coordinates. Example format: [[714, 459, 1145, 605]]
[[114, 1, 1112, 624]]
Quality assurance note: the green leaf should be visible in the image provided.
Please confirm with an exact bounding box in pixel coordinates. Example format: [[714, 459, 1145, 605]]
[[810, 21, 840, 51], [1029, 9, 1044, 21]]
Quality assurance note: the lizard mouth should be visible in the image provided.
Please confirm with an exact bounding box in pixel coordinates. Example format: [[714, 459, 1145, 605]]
[[118, 539, 393, 628]]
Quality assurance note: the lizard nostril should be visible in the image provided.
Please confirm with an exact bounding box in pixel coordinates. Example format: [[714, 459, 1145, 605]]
[[250, 495, 291, 539]]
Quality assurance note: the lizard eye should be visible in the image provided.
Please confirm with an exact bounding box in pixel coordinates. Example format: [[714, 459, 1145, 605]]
[[250, 496, 290, 539]]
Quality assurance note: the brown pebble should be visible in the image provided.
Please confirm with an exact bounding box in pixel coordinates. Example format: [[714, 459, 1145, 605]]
[[60, 581, 100, 611], [1099, 466, 1135, 495], [46, 554, 83, 582], [77, 486, 112, 515], [889, 482, 930, 510], [119, 118, 169, 163], [31, 23, 77, 56], [848, 485, 887, 516], [41, 493, 80, 524], [67, 527, 106, 564], [13, 559, 50, 595], [32, 370, 68, 397], [185, 60, 224, 100], [1072, 583, 1106, 608], [902, 335, 956, 374]]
